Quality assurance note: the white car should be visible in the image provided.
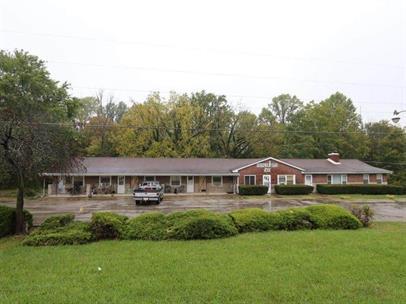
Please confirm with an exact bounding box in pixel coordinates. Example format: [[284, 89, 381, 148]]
[[133, 181, 164, 205]]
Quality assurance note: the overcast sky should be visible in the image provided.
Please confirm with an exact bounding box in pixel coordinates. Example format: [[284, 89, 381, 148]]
[[1, 0, 406, 124]]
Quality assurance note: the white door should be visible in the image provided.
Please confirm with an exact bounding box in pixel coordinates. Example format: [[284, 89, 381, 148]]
[[58, 178, 65, 194], [187, 176, 194, 193], [262, 175, 271, 194], [117, 176, 125, 194]]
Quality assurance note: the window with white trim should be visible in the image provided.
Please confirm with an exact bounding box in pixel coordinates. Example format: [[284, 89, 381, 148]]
[[328, 174, 347, 184], [277, 175, 295, 185], [244, 175, 256, 185], [170, 176, 181, 186], [305, 175, 313, 186], [376, 174, 383, 184], [363, 174, 369, 184], [212, 176, 223, 186]]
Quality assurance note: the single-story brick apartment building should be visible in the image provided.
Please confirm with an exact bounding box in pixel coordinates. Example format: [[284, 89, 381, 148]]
[[43, 153, 391, 195]]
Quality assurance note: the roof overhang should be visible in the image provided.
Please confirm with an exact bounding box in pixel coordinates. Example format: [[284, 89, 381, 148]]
[[304, 171, 393, 175], [42, 172, 240, 177]]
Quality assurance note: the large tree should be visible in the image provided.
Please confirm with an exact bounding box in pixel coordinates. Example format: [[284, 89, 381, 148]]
[[283, 92, 369, 158], [365, 121, 406, 184], [0, 50, 79, 233], [265, 94, 303, 124]]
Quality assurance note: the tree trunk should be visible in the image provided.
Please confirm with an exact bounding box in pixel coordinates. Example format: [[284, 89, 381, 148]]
[[15, 177, 25, 234]]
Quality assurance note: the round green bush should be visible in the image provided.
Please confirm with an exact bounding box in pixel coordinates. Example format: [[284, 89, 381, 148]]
[[90, 212, 128, 240], [272, 208, 313, 230], [40, 214, 75, 230], [166, 210, 238, 240], [126, 212, 168, 240], [23, 222, 93, 246], [230, 208, 275, 233], [0, 205, 33, 237], [306, 205, 361, 229]]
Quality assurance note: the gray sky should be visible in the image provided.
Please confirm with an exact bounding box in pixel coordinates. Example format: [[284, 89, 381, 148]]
[[1, 0, 406, 124]]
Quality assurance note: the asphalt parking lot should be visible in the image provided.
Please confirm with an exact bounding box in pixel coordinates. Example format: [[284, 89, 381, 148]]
[[1, 195, 405, 225]]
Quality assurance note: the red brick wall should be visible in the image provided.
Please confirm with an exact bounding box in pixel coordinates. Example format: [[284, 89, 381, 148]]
[[237, 160, 389, 186], [238, 159, 303, 185]]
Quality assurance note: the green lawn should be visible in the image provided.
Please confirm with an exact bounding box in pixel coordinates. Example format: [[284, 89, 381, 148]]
[[1, 223, 406, 303]]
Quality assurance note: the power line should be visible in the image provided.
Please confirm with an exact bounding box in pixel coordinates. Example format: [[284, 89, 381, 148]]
[[22, 121, 405, 136], [2, 29, 405, 70], [71, 85, 405, 109], [47, 60, 406, 89]]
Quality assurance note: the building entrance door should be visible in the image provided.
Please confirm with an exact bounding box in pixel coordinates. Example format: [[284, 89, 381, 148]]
[[187, 176, 194, 193], [117, 176, 125, 194], [262, 175, 271, 194]]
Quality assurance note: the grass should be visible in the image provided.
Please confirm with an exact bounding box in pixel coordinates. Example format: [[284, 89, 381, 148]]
[[1, 223, 406, 303]]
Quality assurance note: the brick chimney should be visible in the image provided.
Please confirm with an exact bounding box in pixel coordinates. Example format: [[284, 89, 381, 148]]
[[328, 152, 340, 164]]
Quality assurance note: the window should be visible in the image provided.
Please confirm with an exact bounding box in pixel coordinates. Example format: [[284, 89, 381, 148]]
[[144, 176, 156, 182], [305, 175, 313, 186], [363, 174, 369, 184], [376, 174, 383, 184], [277, 175, 295, 185], [170, 176, 181, 186], [99, 176, 111, 186], [244, 175, 256, 185], [328, 175, 347, 184], [212, 176, 223, 186]]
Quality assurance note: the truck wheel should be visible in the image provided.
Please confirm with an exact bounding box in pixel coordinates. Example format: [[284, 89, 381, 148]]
[[157, 198, 161, 204], [135, 200, 140, 205]]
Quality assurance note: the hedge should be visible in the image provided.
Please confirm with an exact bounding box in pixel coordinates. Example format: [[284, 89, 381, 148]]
[[89, 212, 128, 240], [166, 210, 238, 240], [307, 205, 361, 229], [23, 205, 363, 246], [126, 212, 168, 240], [273, 208, 314, 230], [40, 214, 75, 230], [274, 185, 314, 195], [230, 208, 275, 232], [22, 222, 93, 246], [0, 205, 33, 237], [238, 185, 268, 195], [317, 184, 404, 195]]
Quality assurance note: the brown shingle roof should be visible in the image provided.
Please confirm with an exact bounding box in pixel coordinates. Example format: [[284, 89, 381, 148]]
[[280, 159, 392, 174], [47, 157, 391, 175], [70, 157, 264, 175]]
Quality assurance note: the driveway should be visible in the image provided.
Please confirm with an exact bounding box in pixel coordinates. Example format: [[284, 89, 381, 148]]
[[1, 195, 405, 225]]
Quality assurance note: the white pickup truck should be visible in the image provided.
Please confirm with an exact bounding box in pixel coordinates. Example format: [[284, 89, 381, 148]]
[[133, 181, 164, 205]]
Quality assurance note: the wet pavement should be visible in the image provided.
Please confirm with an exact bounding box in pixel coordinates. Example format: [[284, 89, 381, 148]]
[[1, 195, 405, 225]]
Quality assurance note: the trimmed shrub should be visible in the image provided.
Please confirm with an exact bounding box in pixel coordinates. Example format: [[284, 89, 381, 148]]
[[238, 185, 268, 195], [40, 214, 75, 230], [350, 205, 374, 227], [307, 205, 361, 229], [230, 208, 276, 232], [126, 212, 168, 240], [317, 184, 403, 195], [23, 222, 93, 246], [272, 208, 313, 230], [274, 185, 314, 195], [0, 205, 33, 237], [89, 212, 128, 240], [166, 210, 238, 240]]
